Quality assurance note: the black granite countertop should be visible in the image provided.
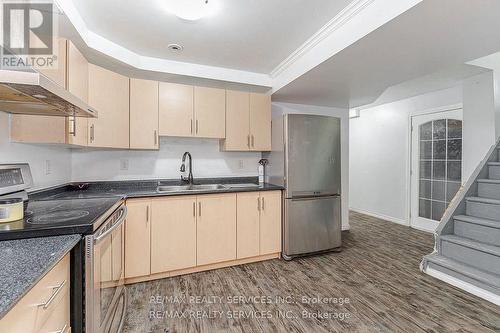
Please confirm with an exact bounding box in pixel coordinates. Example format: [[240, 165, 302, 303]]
[[0, 234, 81, 319], [30, 177, 284, 201]]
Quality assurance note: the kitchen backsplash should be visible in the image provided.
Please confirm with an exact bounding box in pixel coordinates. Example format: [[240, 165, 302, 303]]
[[1, 112, 262, 188], [71, 137, 262, 182]]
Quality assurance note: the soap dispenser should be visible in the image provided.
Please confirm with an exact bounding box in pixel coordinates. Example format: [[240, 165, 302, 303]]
[[258, 159, 269, 184]]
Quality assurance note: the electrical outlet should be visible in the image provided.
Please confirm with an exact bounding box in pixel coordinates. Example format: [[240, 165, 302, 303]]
[[120, 159, 129, 171], [238, 160, 244, 169], [45, 160, 51, 175]]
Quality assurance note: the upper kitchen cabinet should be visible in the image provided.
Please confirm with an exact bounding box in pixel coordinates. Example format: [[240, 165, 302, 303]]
[[249, 93, 271, 151], [88, 64, 130, 149], [10, 39, 88, 146], [159, 82, 194, 137], [37, 37, 67, 88], [66, 40, 89, 146], [159, 83, 225, 139], [130, 78, 159, 150], [221, 91, 271, 151], [193, 86, 225, 138]]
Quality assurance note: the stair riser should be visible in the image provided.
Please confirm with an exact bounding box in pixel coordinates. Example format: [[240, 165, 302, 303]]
[[441, 240, 500, 275], [478, 182, 500, 200], [466, 201, 500, 220], [488, 165, 500, 180], [454, 220, 500, 246]]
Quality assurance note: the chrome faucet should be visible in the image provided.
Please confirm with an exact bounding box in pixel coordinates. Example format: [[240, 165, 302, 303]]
[[180, 152, 194, 185]]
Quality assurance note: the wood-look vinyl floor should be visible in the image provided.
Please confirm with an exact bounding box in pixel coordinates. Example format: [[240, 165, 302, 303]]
[[122, 211, 500, 333]]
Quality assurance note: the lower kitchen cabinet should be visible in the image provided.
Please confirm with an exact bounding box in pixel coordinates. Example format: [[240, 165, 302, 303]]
[[197, 193, 237, 266], [124, 191, 281, 283], [237, 192, 261, 259], [151, 196, 197, 273], [0, 254, 70, 333], [237, 191, 282, 258], [124, 199, 151, 279], [260, 191, 282, 255]]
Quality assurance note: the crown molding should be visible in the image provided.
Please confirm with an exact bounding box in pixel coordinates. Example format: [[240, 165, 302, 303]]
[[270, 0, 376, 79]]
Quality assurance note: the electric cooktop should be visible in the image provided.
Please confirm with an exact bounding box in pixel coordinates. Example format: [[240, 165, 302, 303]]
[[0, 197, 123, 240]]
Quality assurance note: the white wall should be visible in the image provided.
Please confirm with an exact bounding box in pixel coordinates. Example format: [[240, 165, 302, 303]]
[[462, 72, 496, 179], [71, 137, 262, 182], [0, 112, 72, 190], [271, 102, 350, 230], [349, 87, 462, 224]]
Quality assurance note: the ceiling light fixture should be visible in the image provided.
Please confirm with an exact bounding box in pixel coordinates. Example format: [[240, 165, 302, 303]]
[[163, 0, 220, 21]]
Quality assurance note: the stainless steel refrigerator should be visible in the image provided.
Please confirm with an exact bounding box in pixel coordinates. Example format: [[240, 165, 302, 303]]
[[264, 114, 342, 260]]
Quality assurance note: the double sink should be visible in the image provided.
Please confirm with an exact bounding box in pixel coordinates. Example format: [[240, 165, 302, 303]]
[[157, 183, 260, 193]]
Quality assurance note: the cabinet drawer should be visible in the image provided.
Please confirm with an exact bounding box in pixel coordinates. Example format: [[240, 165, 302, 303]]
[[38, 289, 70, 333], [0, 254, 70, 332]]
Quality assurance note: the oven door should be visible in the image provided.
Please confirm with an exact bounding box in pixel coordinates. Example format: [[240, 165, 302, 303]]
[[86, 204, 127, 333]]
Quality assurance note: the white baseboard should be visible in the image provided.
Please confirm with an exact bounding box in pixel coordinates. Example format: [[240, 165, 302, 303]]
[[426, 267, 500, 306], [349, 208, 408, 226]]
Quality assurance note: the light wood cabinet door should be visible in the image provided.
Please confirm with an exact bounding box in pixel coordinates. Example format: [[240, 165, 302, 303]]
[[88, 64, 130, 149], [259, 191, 282, 255], [236, 192, 260, 259], [10, 115, 67, 143], [67, 40, 89, 146], [37, 37, 67, 87], [223, 90, 250, 151], [151, 196, 197, 274], [197, 193, 237, 265], [125, 199, 151, 278], [130, 79, 159, 149], [159, 82, 193, 137], [250, 93, 272, 151], [194, 86, 225, 138]]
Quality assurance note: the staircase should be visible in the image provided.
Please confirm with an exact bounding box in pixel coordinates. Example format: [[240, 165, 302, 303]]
[[421, 140, 500, 305]]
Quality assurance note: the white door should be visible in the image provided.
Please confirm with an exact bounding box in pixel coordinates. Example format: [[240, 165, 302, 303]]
[[411, 109, 463, 232]]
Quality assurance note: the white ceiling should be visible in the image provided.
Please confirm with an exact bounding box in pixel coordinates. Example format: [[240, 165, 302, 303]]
[[272, 0, 500, 108], [69, 0, 353, 74]]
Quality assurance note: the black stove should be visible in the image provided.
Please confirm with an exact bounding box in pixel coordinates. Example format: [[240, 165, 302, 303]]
[[0, 197, 122, 240]]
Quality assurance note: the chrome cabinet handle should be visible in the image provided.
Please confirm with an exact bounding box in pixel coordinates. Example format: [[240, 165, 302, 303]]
[[90, 124, 95, 143], [94, 206, 127, 244], [196, 120, 199, 134], [247, 135, 250, 148], [198, 202, 201, 217], [257, 197, 260, 211], [193, 202, 196, 217], [251, 135, 255, 148], [37, 280, 66, 309], [262, 197, 265, 210], [190, 119, 193, 134], [146, 205, 149, 223], [68, 116, 76, 136], [50, 324, 68, 333], [154, 130, 158, 146]]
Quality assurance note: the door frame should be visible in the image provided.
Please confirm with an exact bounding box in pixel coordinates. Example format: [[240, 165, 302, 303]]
[[406, 103, 463, 232]]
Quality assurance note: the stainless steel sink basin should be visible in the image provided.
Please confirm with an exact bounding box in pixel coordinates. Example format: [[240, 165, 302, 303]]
[[157, 184, 227, 193], [157, 185, 192, 192], [225, 183, 260, 188]]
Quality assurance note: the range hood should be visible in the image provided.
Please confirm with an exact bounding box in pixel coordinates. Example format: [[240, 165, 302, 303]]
[[0, 69, 97, 118]]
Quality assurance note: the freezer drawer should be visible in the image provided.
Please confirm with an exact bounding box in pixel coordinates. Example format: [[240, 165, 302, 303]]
[[284, 196, 341, 257]]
